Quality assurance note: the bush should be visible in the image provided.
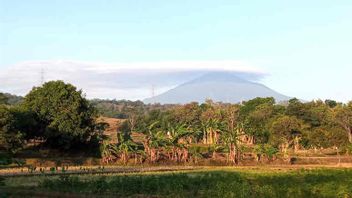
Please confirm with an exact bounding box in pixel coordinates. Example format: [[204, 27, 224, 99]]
[[263, 144, 279, 160], [0, 154, 12, 165]]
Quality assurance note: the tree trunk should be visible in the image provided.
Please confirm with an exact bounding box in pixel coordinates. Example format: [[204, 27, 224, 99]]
[[293, 136, 300, 153], [229, 143, 239, 165], [348, 128, 352, 143], [203, 130, 207, 144], [281, 142, 289, 158]]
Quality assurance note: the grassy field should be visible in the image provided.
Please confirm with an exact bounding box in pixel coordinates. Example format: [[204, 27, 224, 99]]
[[1, 167, 352, 198]]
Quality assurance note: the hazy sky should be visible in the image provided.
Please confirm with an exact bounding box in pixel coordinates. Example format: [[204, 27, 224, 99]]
[[0, 0, 352, 101]]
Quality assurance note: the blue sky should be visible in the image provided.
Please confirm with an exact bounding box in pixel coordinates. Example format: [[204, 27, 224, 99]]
[[1, 0, 352, 101]]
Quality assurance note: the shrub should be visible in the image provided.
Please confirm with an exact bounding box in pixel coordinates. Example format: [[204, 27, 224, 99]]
[[0, 154, 12, 165]]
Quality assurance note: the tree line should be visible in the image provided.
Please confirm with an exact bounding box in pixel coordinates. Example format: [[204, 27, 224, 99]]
[[1, 81, 352, 165], [109, 97, 351, 164], [91, 98, 177, 119]]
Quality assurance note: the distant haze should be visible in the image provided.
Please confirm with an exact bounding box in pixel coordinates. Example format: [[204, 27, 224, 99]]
[[144, 72, 290, 104], [0, 60, 265, 100]]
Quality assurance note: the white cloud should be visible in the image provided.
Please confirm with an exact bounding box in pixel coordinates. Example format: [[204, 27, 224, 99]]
[[0, 60, 264, 100]]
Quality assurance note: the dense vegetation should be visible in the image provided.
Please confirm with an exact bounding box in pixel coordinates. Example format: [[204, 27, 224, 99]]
[[1, 80, 352, 166], [1, 168, 352, 197], [91, 98, 176, 119], [101, 97, 351, 165], [1, 80, 352, 197]]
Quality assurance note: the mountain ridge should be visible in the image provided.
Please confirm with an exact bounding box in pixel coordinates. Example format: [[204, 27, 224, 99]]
[[143, 72, 290, 104]]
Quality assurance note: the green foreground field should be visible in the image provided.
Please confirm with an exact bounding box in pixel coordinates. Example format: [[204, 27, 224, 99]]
[[1, 167, 352, 198]]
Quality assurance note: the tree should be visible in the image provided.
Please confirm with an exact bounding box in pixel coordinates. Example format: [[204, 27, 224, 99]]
[[116, 132, 138, 164], [100, 141, 118, 164], [241, 98, 276, 144], [143, 122, 168, 163], [166, 123, 193, 162], [307, 126, 347, 148], [222, 104, 242, 165], [200, 103, 223, 145], [22, 80, 100, 150], [325, 99, 338, 108], [286, 98, 306, 118], [270, 115, 305, 154], [334, 102, 352, 143], [0, 105, 25, 154]]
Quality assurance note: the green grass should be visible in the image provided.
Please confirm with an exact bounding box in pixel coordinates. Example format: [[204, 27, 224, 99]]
[[1, 168, 352, 197]]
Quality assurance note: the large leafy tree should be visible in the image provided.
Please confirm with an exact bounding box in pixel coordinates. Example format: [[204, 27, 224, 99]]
[[270, 115, 305, 154], [334, 102, 352, 143], [22, 80, 100, 150], [240, 97, 276, 144], [0, 105, 25, 154]]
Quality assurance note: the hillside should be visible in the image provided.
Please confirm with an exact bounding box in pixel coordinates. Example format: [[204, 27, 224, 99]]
[[0, 92, 23, 105]]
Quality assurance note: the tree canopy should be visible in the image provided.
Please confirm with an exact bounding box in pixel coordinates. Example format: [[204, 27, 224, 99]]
[[21, 80, 101, 149]]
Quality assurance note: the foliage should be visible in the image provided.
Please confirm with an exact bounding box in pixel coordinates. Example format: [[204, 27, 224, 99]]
[[0, 153, 13, 165], [91, 99, 176, 119], [270, 115, 304, 144], [0, 105, 26, 154], [21, 81, 102, 150], [334, 102, 352, 143], [240, 97, 276, 144], [2, 80, 352, 163]]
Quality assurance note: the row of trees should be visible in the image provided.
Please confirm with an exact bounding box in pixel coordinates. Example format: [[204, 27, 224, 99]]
[[103, 97, 352, 165], [1, 81, 352, 166], [91, 99, 176, 119]]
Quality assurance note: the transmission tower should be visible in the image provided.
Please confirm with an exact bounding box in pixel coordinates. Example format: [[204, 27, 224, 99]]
[[40, 68, 45, 85], [151, 84, 155, 104]]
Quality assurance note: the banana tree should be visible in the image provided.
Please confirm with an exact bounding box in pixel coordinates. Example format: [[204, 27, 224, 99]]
[[222, 124, 244, 165], [144, 121, 168, 163], [100, 141, 119, 164], [167, 123, 196, 162], [189, 147, 203, 164], [116, 132, 138, 165], [200, 109, 223, 145]]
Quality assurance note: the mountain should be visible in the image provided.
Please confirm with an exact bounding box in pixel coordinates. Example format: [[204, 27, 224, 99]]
[[0, 92, 23, 105], [143, 72, 290, 104]]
